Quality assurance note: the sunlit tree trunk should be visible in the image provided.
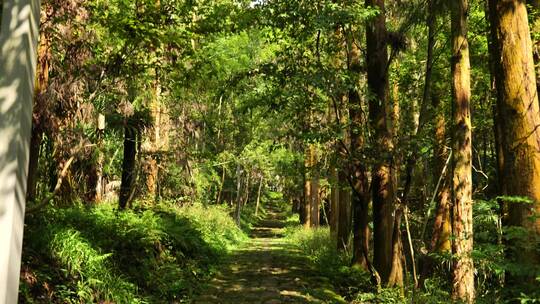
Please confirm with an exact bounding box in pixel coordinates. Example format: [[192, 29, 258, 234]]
[[0, 0, 40, 302], [387, 79, 403, 288], [488, 0, 540, 270], [365, 0, 395, 283], [450, 0, 475, 301]]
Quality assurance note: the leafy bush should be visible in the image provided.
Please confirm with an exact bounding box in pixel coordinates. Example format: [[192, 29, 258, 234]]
[[19, 201, 246, 303]]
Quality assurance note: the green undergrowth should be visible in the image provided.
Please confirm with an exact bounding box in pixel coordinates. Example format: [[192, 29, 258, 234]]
[[19, 201, 247, 303], [283, 223, 540, 303], [284, 226, 373, 301], [284, 226, 453, 303]]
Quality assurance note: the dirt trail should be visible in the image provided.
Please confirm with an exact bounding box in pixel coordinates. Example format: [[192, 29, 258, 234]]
[[193, 204, 346, 304]]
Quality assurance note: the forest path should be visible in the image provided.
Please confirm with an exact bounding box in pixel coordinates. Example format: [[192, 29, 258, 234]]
[[192, 203, 346, 304]]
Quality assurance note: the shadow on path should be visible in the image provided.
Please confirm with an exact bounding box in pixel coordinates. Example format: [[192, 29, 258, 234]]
[[193, 204, 346, 304]]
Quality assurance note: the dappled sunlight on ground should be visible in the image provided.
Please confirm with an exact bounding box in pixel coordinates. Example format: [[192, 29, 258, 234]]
[[193, 204, 345, 304]]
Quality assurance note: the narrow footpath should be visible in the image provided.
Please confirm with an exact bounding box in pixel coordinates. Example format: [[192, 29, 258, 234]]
[[193, 204, 346, 304]]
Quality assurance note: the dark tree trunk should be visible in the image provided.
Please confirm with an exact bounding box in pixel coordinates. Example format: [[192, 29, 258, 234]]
[[119, 126, 137, 209], [26, 128, 42, 202], [348, 38, 371, 268], [365, 0, 395, 284]]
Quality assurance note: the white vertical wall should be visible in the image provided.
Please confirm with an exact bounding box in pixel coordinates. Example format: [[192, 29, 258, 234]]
[[0, 0, 40, 303]]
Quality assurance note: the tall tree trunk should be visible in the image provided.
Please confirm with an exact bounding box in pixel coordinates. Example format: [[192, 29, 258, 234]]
[[348, 31, 371, 269], [488, 0, 540, 271], [450, 0, 475, 301], [0, 0, 40, 301], [387, 75, 403, 289], [119, 126, 137, 209], [365, 0, 395, 284]]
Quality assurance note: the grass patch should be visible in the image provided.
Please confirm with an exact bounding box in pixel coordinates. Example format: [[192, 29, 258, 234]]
[[19, 201, 246, 303]]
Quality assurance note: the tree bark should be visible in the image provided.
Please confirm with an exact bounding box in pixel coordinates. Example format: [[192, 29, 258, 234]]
[[365, 0, 395, 283], [450, 0, 475, 301], [488, 0, 540, 270]]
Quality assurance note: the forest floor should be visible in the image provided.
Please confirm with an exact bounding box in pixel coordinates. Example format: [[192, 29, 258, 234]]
[[193, 203, 346, 304]]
